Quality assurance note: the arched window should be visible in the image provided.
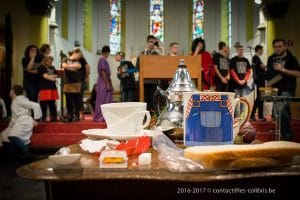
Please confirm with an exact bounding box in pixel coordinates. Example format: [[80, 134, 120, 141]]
[[221, 0, 232, 47], [150, 0, 164, 43], [192, 0, 204, 39], [109, 0, 122, 54]]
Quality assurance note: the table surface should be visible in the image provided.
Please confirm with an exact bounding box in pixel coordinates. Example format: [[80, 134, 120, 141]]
[[17, 144, 300, 182]]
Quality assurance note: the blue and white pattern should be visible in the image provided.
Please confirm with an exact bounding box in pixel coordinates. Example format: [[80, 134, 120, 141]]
[[184, 94, 233, 146]]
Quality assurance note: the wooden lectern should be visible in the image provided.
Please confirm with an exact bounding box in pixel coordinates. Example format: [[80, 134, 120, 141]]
[[139, 55, 201, 101]]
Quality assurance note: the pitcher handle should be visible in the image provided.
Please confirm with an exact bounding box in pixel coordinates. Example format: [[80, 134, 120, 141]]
[[233, 97, 250, 130], [141, 111, 151, 129]]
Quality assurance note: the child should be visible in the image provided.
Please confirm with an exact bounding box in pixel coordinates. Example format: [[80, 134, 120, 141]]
[[115, 51, 137, 102], [0, 85, 41, 160], [38, 56, 59, 122]]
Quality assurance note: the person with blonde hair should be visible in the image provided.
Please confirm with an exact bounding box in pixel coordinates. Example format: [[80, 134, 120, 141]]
[[61, 49, 82, 122], [38, 56, 59, 122], [168, 42, 180, 56], [70, 48, 90, 120]]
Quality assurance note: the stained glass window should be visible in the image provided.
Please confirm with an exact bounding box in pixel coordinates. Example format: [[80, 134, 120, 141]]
[[192, 0, 204, 39], [150, 0, 164, 43], [109, 0, 122, 54]]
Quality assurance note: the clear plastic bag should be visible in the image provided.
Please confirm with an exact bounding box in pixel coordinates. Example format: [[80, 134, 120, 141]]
[[152, 131, 204, 172]]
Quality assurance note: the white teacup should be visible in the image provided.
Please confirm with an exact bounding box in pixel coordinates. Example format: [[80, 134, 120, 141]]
[[101, 102, 151, 135]]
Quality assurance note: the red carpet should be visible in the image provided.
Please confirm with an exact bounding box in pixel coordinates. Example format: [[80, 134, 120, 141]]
[[0, 117, 299, 149], [30, 120, 106, 148], [0, 116, 106, 149], [250, 119, 300, 143]]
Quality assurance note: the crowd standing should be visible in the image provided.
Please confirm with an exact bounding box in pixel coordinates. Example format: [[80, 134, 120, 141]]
[[1, 37, 300, 160]]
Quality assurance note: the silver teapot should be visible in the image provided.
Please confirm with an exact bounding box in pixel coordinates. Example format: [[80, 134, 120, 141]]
[[154, 59, 198, 140]]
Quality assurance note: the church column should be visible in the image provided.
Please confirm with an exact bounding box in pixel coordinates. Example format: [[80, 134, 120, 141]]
[[29, 15, 49, 46], [266, 18, 281, 56], [83, 0, 93, 52]]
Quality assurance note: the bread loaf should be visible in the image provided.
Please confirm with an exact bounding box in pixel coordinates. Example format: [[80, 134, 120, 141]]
[[184, 141, 300, 169]]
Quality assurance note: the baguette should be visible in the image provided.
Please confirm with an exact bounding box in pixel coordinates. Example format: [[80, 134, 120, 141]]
[[184, 141, 300, 169]]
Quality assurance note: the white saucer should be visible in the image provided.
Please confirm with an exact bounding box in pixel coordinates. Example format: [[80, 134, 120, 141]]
[[81, 128, 156, 140], [49, 153, 81, 165]]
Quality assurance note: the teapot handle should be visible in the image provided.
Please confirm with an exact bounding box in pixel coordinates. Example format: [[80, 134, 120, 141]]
[[141, 111, 151, 129], [233, 97, 250, 131]]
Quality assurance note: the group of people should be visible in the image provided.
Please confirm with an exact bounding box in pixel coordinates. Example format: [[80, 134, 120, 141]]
[[20, 44, 92, 123], [0, 36, 300, 160], [93, 35, 300, 141], [214, 38, 300, 139]]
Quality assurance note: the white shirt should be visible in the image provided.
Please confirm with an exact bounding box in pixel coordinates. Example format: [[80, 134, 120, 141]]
[[0, 95, 42, 145], [10, 95, 42, 121], [0, 98, 7, 118]]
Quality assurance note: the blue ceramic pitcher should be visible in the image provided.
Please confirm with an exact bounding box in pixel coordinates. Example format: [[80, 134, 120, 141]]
[[183, 91, 250, 146]]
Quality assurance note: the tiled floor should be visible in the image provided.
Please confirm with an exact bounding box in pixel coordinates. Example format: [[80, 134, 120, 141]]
[[0, 152, 52, 200]]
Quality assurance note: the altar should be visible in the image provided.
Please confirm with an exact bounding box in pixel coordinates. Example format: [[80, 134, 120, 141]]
[[17, 144, 300, 199]]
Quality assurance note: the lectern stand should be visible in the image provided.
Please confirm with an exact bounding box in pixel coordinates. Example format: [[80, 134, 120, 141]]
[[262, 96, 300, 140], [139, 55, 201, 101]]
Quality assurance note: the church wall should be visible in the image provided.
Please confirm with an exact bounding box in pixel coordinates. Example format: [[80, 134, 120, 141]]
[[0, 0, 39, 85]]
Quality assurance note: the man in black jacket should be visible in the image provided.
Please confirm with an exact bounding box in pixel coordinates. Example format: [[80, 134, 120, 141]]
[[266, 38, 300, 140]]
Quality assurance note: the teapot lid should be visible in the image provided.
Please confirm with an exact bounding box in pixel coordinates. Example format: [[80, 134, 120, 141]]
[[166, 59, 197, 92]]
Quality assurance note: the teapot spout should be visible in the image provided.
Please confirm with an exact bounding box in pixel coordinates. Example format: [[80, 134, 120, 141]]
[[154, 86, 168, 116], [156, 86, 167, 96]]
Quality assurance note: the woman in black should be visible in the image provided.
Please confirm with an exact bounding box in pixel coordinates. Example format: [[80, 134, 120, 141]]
[[38, 56, 59, 122], [71, 48, 90, 120], [22, 45, 40, 102], [61, 50, 82, 122]]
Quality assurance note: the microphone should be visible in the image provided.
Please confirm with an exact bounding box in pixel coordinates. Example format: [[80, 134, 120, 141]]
[[247, 45, 254, 49]]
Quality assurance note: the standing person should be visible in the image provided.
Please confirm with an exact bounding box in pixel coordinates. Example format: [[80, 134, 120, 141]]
[[38, 56, 59, 122], [250, 45, 267, 121], [191, 37, 215, 90], [36, 43, 51, 63], [168, 42, 180, 56], [136, 35, 159, 111], [70, 48, 91, 121], [265, 38, 300, 140], [230, 43, 252, 115], [115, 51, 137, 102], [213, 41, 230, 92], [94, 46, 113, 122], [0, 85, 41, 160], [21, 45, 40, 102], [61, 49, 82, 122]]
